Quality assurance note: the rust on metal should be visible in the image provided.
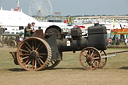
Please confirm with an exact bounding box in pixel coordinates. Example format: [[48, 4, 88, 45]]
[[32, 30, 44, 38], [16, 37, 51, 71], [79, 47, 101, 70]]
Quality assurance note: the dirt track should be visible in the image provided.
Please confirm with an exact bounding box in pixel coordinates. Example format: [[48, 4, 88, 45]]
[[0, 48, 128, 85]]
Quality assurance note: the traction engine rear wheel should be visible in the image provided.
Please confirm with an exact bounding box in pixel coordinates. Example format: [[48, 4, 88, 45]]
[[17, 37, 52, 71], [46, 52, 62, 68], [47, 60, 60, 69], [79, 47, 101, 70]]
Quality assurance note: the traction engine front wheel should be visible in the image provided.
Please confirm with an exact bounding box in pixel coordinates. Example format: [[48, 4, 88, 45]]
[[79, 47, 101, 70], [98, 50, 107, 68]]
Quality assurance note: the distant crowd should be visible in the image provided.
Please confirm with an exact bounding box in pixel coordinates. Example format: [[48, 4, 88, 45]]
[[108, 36, 128, 46]]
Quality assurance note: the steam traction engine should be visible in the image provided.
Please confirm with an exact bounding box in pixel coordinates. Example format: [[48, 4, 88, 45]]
[[10, 24, 107, 71]]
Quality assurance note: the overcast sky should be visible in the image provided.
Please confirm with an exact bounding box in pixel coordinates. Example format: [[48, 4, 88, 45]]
[[0, 0, 128, 16]]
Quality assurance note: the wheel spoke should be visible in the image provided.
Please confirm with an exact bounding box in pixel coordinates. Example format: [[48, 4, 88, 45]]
[[90, 50, 94, 56], [20, 49, 29, 53], [88, 61, 97, 69], [39, 53, 47, 56], [32, 59, 34, 69], [20, 53, 30, 56], [39, 56, 46, 59], [25, 41, 32, 50], [39, 58, 45, 64], [25, 46, 31, 52], [35, 60, 37, 69], [37, 59, 42, 66], [83, 62, 88, 68], [32, 40, 34, 50], [35, 40, 36, 50], [38, 45, 44, 51], [24, 59, 29, 64], [26, 60, 31, 68], [22, 56, 29, 60], [88, 50, 91, 55], [35, 42, 41, 51], [93, 57, 100, 60]]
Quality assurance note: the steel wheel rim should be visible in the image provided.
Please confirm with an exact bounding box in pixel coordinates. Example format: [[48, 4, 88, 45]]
[[17, 37, 51, 71], [80, 47, 101, 70], [99, 50, 107, 68], [46, 60, 60, 69]]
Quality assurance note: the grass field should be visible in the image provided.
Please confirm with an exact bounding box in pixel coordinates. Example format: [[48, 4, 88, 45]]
[[0, 47, 128, 85]]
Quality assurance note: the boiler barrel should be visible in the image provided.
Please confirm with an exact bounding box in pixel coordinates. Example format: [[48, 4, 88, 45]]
[[57, 38, 88, 52]]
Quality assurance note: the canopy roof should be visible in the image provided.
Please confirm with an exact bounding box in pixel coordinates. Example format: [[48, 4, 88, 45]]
[[111, 28, 128, 34]]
